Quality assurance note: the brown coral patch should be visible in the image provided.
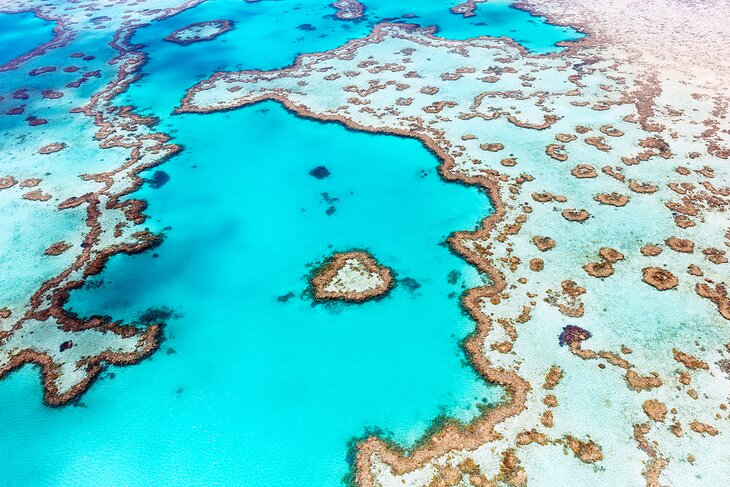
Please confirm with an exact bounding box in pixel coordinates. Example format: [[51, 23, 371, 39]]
[[689, 421, 718, 436], [45, 241, 71, 256], [571, 164, 597, 178], [559, 303, 584, 318], [423, 100, 457, 114], [531, 192, 553, 203], [601, 166, 624, 182], [330, 0, 365, 20], [594, 192, 629, 206], [545, 144, 567, 161], [532, 236, 556, 251], [163, 20, 233, 46], [642, 399, 667, 422], [41, 89, 63, 99], [599, 247, 624, 263], [625, 370, 663, 391], [22, 190, 52, 202], [543, 365, 563, 390], [583, 261, 614, 278], [599, 124, 624, 137], [516, 429, 549, 445], [687, 264, 703, 276], [500, 157, 517, 167], [672, 349, 709, 370], [499, 450, 527, 486], [628, 180, 657, 193], [450, 0, 479, 18], [39, 142, 67, 154], [0, 176, 18, 189], [702, 247, 727, 264], [556, 133, 577, 142], [561, 208, 589, 222], [564, 436, 603, 463], [543, 394, 557, 407], [20, 178, 41, 188], [665, 237, 694, 253], [639, 137, 671, 158], [585, 136, 611, 151], [695, 283, 730, 320], [642, 267, 678, 290], [480, 143, 504, 152], [640, 244, 663, 257]]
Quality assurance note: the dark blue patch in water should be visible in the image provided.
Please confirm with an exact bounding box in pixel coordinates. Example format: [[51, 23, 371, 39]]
[[147, 170, 170, 189]]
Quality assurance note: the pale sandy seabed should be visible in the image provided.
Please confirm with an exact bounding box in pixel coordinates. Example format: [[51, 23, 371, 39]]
[[1, 0, 729, 485]]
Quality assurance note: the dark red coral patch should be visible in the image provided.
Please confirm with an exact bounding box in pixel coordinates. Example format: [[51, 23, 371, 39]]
[[559, 325, 592, 347]]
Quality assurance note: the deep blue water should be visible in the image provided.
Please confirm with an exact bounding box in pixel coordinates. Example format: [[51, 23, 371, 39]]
[[0, 1, 582, 485], [0, 11, 55, 66]]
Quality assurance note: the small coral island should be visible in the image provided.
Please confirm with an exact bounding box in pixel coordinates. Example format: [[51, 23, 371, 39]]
[[330, 0, 364, 20], [311, 250, 393, 302], [164, 20, 232, 46]]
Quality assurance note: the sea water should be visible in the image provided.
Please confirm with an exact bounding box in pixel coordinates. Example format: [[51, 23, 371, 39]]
[[0, 11, 55, 67], [0, 1, 581, 485]]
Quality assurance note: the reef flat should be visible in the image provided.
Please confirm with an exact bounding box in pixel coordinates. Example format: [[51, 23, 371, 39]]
[[0, 0, 728, 485]]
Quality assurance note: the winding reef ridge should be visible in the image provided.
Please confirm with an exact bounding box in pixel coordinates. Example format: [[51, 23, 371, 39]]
[[0, 0, 729, 485]]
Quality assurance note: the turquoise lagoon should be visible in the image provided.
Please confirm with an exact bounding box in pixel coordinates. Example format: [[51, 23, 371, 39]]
[[0, 11, 55, 67], [0, 1, 582, 485]]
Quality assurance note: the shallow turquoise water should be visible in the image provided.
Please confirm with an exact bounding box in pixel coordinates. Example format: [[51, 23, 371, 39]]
[[0, 11, 55, 66], [0, 1, 583, 485]]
